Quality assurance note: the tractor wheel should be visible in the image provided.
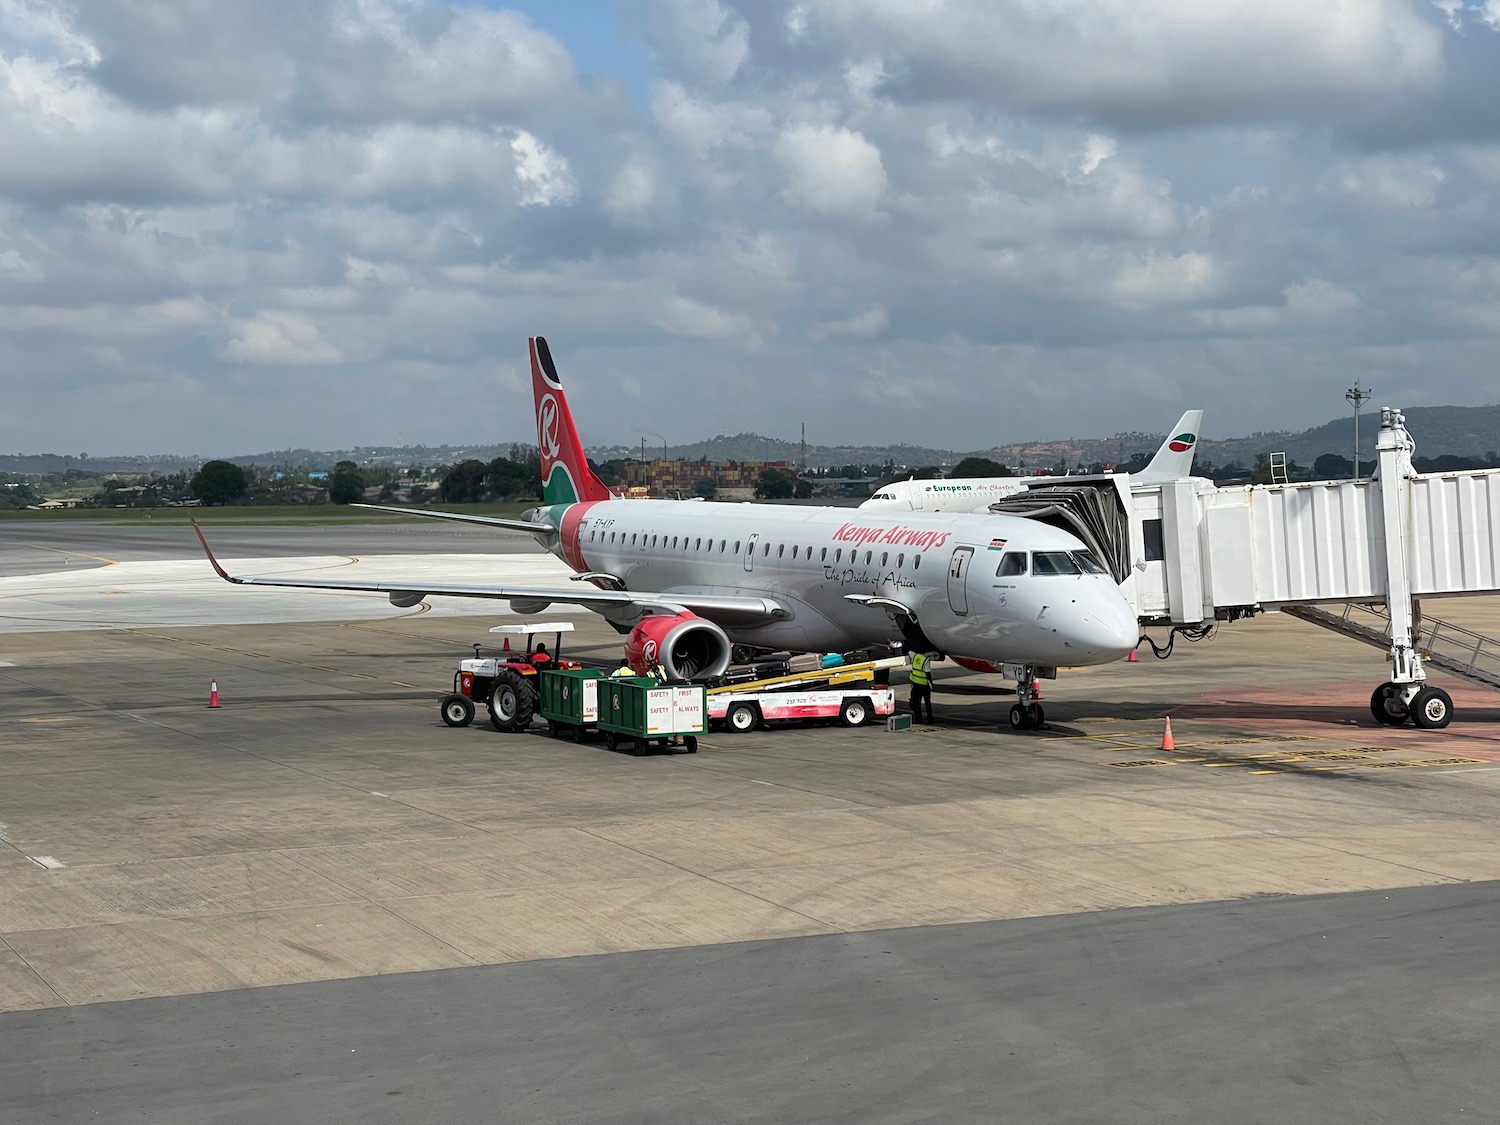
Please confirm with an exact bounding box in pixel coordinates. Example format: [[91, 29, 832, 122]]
[[440, 694, 474, 728], [487, 667, 537, 733]]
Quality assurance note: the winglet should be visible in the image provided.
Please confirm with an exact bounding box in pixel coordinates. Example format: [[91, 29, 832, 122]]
[[191, 519, 242, 584]]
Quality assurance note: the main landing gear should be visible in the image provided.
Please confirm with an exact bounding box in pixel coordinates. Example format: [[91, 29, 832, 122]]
[[1007, 666, 1046, 732], [1369, 681, 1453, 730]]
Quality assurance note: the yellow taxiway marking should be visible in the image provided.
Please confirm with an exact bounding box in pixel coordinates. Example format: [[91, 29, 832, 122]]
[[26, 544, 120, 566]]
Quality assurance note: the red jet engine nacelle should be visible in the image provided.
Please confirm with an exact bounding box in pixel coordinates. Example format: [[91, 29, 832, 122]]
[[625, 612, 733, 680]]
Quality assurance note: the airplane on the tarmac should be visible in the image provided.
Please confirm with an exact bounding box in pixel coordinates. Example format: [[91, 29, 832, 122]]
[[859, 411, 1204, 513], [194, 338, 1138, 730]]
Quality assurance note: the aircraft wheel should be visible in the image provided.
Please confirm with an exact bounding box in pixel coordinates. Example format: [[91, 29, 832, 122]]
[[1410, 686, 1454, 730], [839, 697, 869, 727], [1370, 683, 1408, 725], [440, 694, 474, 727], [1028, 703, 1045, 729], [1008, 704, 1032, 731], [725, 702, 758, 733]]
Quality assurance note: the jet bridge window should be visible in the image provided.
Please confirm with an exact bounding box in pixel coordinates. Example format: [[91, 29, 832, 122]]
[[1142, 519, 1164, 562], [996, 552, 1027, 577]]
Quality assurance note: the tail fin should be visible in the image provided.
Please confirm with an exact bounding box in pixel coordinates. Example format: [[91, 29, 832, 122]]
[[1133, 410, 1204, 481], [530, 336, 614, 505]]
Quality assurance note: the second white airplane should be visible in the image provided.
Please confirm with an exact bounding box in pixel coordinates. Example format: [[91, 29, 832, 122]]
[[860, 411, 1204, 513]]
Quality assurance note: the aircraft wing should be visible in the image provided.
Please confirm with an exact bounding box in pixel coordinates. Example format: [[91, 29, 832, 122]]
[[192, 523, 786, 624], [352, 503, 554, 535]]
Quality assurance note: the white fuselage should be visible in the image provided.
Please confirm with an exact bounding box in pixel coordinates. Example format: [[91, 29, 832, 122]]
[[861, 477, 1032, 513], [555, 499, 1137, 666]]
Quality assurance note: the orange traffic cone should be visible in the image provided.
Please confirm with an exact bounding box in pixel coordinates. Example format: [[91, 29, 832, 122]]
[[501, 636, 510, 652], [1032, 679, 1043, 700], [1159, 716, 1175, 752], [1127, 648, 1138, 662], [208, 679, 221, 709]]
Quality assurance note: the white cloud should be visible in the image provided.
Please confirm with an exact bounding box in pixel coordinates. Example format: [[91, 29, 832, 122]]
[[654, 295, 753, 339], [807, 306, 887, 341], [222, 310, 347, 365], [1337, 154, 1446, 208], [1195, 279, 1361, 334], [775, 124, 887, 220], [627, 0, 750, 84], [510, 131, 578, 207], [1110, 252, 1220, 309], [808, 0, 1444, 124]]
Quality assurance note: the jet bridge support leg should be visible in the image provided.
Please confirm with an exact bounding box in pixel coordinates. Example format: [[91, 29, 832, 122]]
[[1369, 408, 1453, 730]]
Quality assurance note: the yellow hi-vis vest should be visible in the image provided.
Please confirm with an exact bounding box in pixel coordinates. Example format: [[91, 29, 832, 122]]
[[909, 652, 932, 686]]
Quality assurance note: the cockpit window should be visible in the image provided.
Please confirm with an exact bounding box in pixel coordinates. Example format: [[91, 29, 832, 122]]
[[1071, 550, 1108, 575], [996, 552, 1026, 577], [1032, 551, 1082, 575]]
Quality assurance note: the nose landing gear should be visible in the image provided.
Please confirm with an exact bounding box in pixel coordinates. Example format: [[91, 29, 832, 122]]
[[1006, 666, 1046, 731]]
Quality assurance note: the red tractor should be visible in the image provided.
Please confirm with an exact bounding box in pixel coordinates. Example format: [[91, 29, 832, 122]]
[[439, 623, 581, 732]]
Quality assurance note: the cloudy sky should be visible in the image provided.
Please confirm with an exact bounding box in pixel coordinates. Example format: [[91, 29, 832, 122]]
[[3, 0, 1500, 456]]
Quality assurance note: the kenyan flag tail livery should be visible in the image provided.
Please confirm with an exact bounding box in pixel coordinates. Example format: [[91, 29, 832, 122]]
[[531, 336, 615, 507], [1135, 410, 1204, 482]]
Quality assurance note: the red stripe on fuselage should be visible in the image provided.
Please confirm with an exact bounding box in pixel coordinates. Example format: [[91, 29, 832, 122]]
[[558, 501, 601, 572]]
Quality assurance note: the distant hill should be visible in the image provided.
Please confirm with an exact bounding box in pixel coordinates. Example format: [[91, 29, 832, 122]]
[[6, 404, 1496, 475]]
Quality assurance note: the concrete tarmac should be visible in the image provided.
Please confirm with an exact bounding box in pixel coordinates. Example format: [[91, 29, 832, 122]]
[[4, 881, 1497, 1124], [4, 519, 1500, 1120]]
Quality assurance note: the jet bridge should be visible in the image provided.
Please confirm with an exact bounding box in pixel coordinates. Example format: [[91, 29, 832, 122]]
[[995, 407, 1500, 731]]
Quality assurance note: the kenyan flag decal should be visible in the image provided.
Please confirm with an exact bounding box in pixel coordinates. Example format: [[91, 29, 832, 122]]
[[1168, 432, 1197, 453]]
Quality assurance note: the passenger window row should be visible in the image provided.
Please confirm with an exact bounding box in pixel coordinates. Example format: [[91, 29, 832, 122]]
[[583, 527, 922, 569]]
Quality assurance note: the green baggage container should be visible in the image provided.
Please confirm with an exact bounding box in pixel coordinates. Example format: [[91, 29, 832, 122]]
[[537, 667, 605, 740], [597, 678, 707, 756]]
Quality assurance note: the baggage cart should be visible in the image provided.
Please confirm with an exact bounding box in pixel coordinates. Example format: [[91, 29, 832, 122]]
[[597, 678, 706, 756], [537, 667, 606, 741]]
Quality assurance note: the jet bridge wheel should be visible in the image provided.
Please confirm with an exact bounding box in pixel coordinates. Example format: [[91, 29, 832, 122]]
[[1370, 683, 1408, 726], [1409, 686, 1454, 730]]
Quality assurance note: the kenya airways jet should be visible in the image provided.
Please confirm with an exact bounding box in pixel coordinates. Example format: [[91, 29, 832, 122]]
[[195, 338, 1137, 729], [860, 411, 1205, 514]]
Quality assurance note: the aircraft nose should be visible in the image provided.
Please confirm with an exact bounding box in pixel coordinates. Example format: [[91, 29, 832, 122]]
[[1076, 588, 1139, 661]]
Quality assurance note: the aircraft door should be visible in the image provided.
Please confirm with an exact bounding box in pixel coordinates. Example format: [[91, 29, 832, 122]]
[[947, 546, 974, 616], [911, 483, 925, 510], [744, 533, 758, 573]]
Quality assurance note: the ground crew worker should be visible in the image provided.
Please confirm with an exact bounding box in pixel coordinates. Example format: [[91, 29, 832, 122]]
[[909, 650, 934, 724], [610, 660, 634, 677], [530, 641, 552, 666]]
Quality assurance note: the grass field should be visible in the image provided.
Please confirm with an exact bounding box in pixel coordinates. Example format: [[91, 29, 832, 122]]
[[0, 502, 536, 525]]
